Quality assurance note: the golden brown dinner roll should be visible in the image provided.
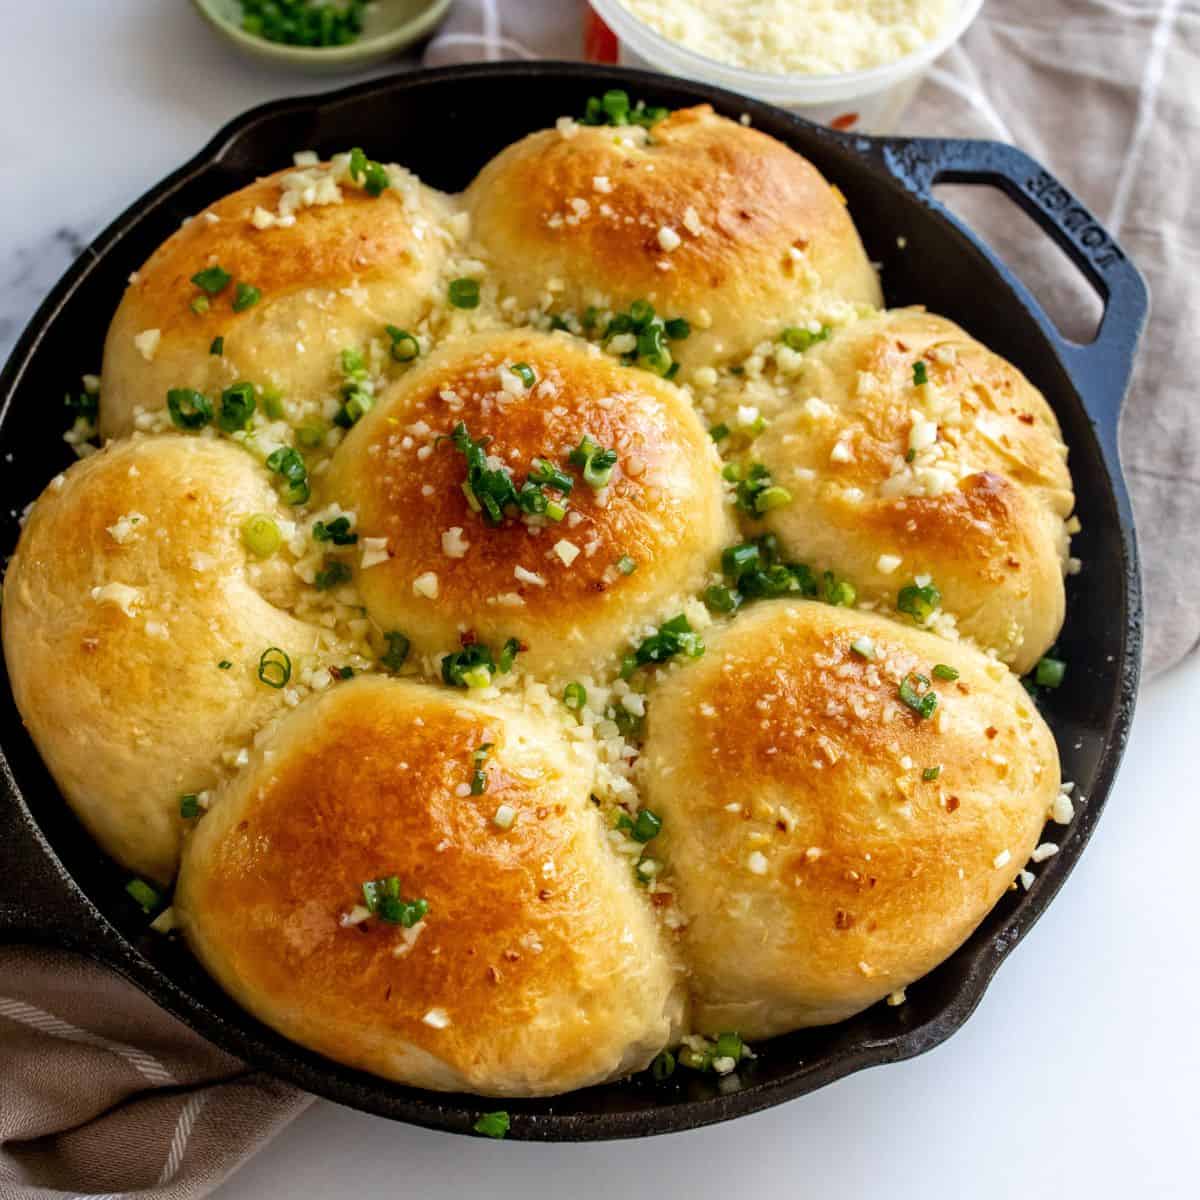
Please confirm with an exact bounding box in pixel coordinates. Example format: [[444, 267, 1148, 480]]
[[465, 105, 881, 372], [101, 157, 455, 438], [1, 435, 323, 883], [754, 309, 1074, 672], [323, 328, 735, 679], [640, 600, 1059, 1036], [176, 675, 683, 1095]]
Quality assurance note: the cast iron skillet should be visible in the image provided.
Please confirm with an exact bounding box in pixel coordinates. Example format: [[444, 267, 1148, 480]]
[[0, 63, 1147, 1140]]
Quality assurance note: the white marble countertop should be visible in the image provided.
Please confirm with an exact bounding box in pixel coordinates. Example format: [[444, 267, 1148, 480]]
[[3, 5, 1198, 1199]]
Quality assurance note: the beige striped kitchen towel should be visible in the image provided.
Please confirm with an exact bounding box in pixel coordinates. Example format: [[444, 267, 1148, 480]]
[[428, 0, 1200, 678], [0, 946, 312, 1198]]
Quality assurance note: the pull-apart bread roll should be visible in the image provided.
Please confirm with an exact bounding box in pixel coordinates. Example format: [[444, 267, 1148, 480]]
[[641, 602, 1059, 1037], [176, 675, 684, 1096], [755, 310, 1074, 672], [324, 329, 734, 678], [465, 105, 881, 372], [101, 157, 455, 438], [1, 436, 322, 883]]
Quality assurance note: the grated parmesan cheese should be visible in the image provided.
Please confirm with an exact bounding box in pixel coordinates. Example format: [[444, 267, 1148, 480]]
[[616, 0, 956, 77]]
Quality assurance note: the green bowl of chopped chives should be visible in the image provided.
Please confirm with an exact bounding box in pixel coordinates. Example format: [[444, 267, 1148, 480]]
[[190, 0, 453, 73]]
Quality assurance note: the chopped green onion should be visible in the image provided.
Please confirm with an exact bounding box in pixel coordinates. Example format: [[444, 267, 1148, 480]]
[[545, 499, 567, 521], [779, 325, 831, 352], [616, 555, 637, 576], [180, 794, 201, 819], [470, 743, 494, 796], [335, 391, 373, 429], [528, 457, 574, 495], [631, 614, 704, 670], [732, 462, 790, 517], [65, 390, 99, 420], [635, 857, 660, 883], [754, 485, 792, 513], [380, 631, 410, 672], [361, 875, 428, 926], [905, 447, 917, 463], [241, 513, 282, 558], [713, 1032, 743, 1062], [261, 387, 285, 420], [315, 559, 352, 590], [126, 878, 160, 913], [517, 482, 549, 516], [296, 423, 325, 449], [822, 570, 857, 608], [704, 584, 739, 613], [265, 446, 310, 506], [218, 381, 257, 432], [677, 1044, 713, 1072], [218, 660, 233, 670], [385, 325, 419, 362], [718, 535, 818, 606], [166, 387, 212, 430], [899, 673, 938, 720], [1034, 656, 1066, 688], [636, 322, 672, 376], [651, 1050, 676, 1081], [913, 360, 928, 386], [312, 516, 357, 545], [335, 347, 374, 428], [447, 422, 522, 525], [580, 90, 669, 129], [932, 663, 959, 681], [897, 580, 941, 624], [448, 278, 480, 309], [601, 299, 686, 376], [922, 766, 942, 781], [563, 682, 587, 711], [473, 1111, 510, 1139], [441, 642, 497, 688], [241, 0, 367, 48], [232, 282, 261, 312], [497, 637, 522, 674], [709, 422, 730, 442], [191, 265, 231, 295], [629, 809, 662, 843], [190, 295, 211, 316], [511, 361, 536, 388], [850, 635, 876, 660], [257, 647, 291, 689], [209, 336, 224, 356], [348, 146, 390, 196], [568, 436, 618, 489], [461, 665, 492, 689]]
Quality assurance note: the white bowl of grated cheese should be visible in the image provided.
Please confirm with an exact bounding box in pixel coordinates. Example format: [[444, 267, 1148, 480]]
[[585, 0, 983, 133]]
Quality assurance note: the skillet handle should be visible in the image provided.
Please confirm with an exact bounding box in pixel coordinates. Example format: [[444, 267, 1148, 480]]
[[864, 136, 1149, 462], [0, 764, 119, 956]]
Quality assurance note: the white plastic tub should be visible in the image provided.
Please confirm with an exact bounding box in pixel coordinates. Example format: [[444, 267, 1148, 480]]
[[585, 0, 983, 133]]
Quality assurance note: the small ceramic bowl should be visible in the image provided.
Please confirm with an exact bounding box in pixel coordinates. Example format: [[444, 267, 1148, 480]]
[[190, 0, 453, 73]]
